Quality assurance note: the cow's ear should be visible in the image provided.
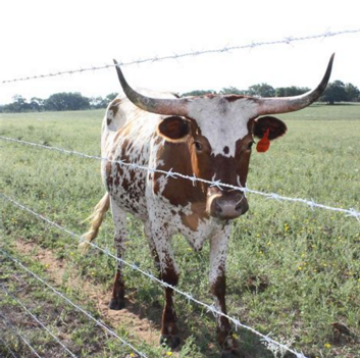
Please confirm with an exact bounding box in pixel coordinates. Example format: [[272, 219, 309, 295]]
[[253, 116, 287, 140], [157, 116, 191, 142]]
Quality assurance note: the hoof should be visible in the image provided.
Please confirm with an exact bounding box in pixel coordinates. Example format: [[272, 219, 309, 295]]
[[109, 297, 125, 310], [160, 334, 181, 349]]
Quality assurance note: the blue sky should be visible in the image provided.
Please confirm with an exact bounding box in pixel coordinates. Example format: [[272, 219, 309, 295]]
[[0, 0, 359, 104]]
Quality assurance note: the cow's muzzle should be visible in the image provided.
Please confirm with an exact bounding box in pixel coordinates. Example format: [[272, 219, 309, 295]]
[[207, 188, 249, 220]]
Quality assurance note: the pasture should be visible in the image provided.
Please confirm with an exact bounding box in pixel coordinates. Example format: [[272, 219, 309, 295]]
[[1, 104, 360, 357]]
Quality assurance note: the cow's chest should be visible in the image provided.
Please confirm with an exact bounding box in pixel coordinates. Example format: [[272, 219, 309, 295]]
[[145, 187, 215, 251]]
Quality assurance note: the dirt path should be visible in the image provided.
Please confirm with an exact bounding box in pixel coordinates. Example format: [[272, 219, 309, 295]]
[[14, 239, 161, 347]]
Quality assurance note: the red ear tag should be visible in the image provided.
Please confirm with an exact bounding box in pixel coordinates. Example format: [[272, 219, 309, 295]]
[[256, 128, 270, 153]]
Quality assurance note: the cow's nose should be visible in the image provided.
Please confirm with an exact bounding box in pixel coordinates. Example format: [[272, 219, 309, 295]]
[[210, 193, 249, 220]]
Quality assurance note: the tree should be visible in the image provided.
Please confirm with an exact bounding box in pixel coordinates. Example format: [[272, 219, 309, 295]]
[[89, 96, 105, 109], [219, 87, 246, 95], [247, 83, 275, 98], [29, 97, 44, 111], [8, 95, 31, 112], [105, 93, 118, 103], [320, 80, 348, 104], [89, 93, 120, 109], [181, 90, 217, 97], [44, 92, 90, 111], [345, 83, 360, 102], [276, 86, 310, 97]]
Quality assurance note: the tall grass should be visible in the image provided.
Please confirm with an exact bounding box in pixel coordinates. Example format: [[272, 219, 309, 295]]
[[1, 104, 360, 357]]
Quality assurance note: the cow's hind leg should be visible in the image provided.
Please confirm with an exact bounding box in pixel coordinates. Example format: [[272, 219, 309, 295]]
[[144, 221, 161, 274], [150, 228, 180, 349], [109, 199, 128, 310]]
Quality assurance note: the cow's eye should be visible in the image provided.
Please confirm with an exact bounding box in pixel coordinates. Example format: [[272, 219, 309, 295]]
[[194, 141, 203, 151], [248, 141, 255, 150]]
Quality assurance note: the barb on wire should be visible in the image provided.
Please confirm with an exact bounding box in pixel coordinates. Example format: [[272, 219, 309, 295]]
[[0, 193, 305, 358], [0, 337, 17, 358], [1, 135, 359, 221], [0, 284, 77, 358], [0, 313, 41, 358], [0, 249, 147, 358], [2, 28, 360, 84]]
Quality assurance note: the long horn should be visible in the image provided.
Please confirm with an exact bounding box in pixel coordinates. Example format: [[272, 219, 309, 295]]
[[256, 54, 335, 115], [113, 60, 189, 116]]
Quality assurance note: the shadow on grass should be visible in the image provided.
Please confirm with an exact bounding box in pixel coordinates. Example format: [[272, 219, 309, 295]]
[[122, 284, 278, 358]]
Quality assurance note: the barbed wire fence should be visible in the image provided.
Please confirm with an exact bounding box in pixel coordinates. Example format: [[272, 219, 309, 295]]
[[0, 284, 77, 358], [1, 28, 360, 84], [0, 193, 306, 358], [0, 247, 148, 358], [0, 136, 359, 220], [0, 337, 17, 359], [0, 313, 42, 358], [1, 27, 360, 358]]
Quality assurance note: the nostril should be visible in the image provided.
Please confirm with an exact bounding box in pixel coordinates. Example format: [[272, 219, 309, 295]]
[[235, 204, 242, 211], [215, 202, 222, 213]]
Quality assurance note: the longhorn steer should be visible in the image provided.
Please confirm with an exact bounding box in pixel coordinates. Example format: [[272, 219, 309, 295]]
[[82, 55, 334, 356]]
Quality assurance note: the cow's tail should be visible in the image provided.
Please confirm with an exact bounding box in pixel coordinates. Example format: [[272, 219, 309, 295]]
[[79, 193, 110, 254]]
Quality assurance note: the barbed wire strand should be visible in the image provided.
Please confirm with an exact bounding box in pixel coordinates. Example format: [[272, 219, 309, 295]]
[[1, 135, 359, 221], [0, 337, 18, 358], [0, 193, 306, 358], [0, 284, 77, 358], [0, 313, 41, 358], [2, 28, 360, 84], [0, 248, 147, 358]]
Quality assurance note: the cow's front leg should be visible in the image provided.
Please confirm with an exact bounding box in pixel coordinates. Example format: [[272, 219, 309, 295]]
[[109, 199, 128, 310], [153, 231, 180, 349], [209, 231, 240, 357]]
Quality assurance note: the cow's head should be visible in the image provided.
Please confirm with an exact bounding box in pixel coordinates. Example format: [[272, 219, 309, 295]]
[[113, 55, 334, 220]]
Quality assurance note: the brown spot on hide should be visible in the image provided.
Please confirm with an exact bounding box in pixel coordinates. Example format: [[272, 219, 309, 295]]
[[114, 167, 121, 187], [181, 213, 199, 232], [105, 161, 114, 190], [180, 202, 207, 232], [113, 122, 134, 144], [223, 94, 247, 102], [153, 133, 207, 208], [130, 205, 138, 214], [109, 98, 122, 117], [204, 93, 217, 99]]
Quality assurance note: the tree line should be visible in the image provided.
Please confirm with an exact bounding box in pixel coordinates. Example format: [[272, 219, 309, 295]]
[[0, 92, 118, 113], [1, 80, 359, 113], [182, 80, 360, 105]]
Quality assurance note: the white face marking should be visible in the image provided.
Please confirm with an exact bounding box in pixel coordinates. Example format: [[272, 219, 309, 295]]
[[188, 97, 258, 157]]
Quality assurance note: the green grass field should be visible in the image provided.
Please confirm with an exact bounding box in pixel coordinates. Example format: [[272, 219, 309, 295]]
[[1, 104, 360, 357]]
